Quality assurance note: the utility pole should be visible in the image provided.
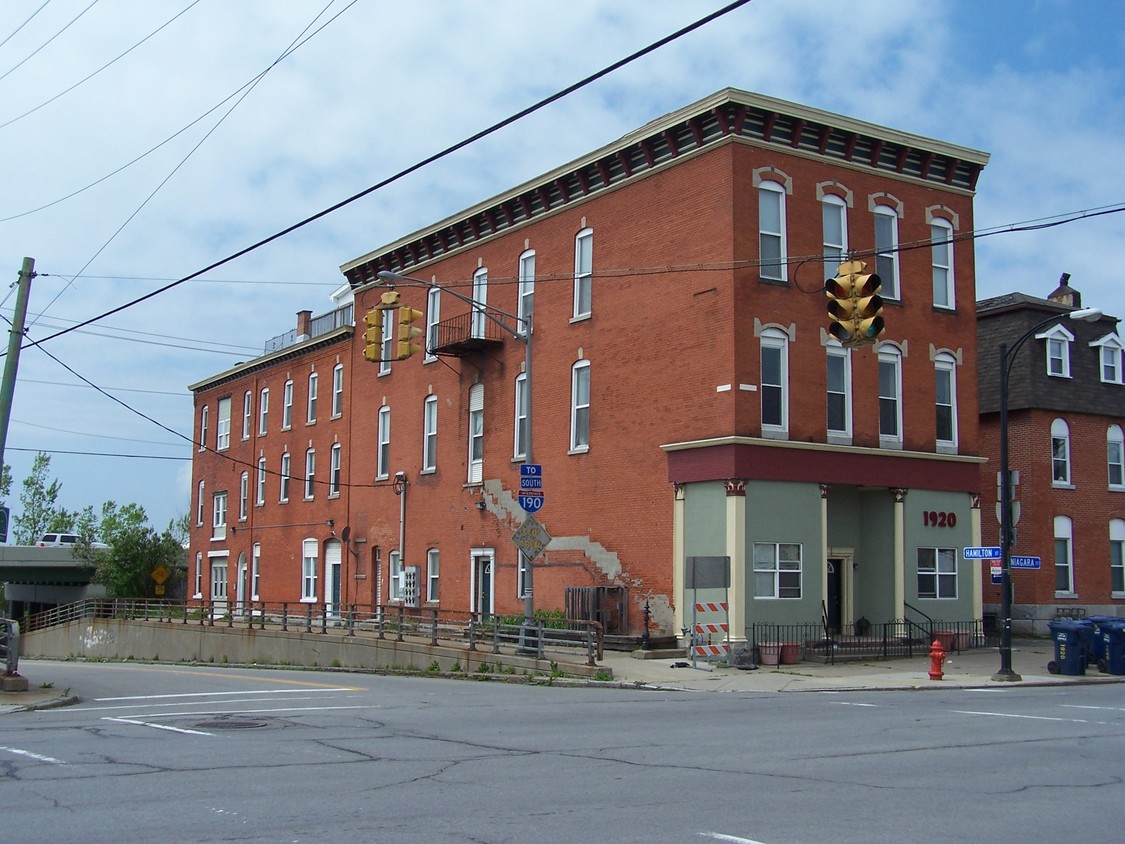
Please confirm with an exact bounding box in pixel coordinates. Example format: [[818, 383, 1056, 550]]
[[0, 258, 34, 543]]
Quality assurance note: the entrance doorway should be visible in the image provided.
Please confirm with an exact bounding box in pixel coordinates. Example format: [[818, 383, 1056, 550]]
[[472, 551, 493, 617], [826, 558, 843, 633], [826, 549, 853, 635], [325, 540, 342, 617]]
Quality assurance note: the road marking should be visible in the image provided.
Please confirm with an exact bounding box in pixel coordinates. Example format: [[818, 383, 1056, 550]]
[[129, 704, 370, 719], [94, 688, 356, 702], [73, 694, 347, 713], [951, 709, 1093, 724], [699, 834, 769, 844], [104, 717, 214, 736], [1061, 704, 1125, 712], [834, 702, 878, 707], [0, 745, 64, 764]]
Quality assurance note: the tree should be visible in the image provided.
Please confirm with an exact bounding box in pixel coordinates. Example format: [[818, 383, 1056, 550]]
[[12, 452, 73, 544], [0, 462, 11, 505], [76, 502, 185, 598]]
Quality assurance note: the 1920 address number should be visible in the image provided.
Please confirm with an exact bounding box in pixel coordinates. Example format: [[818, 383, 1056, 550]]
[[923, 510, 957, 528]]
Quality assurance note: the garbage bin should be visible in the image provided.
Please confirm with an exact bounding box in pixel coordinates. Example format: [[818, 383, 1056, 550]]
[[1087, 616, 1118, 668], [1046, 619, 1087, 675], [1098, 619, 1125, 675]]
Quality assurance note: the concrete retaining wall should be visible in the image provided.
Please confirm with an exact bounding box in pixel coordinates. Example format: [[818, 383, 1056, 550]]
[[21, 619, 602, 678]]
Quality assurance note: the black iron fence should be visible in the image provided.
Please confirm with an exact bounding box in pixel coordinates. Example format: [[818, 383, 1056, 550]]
[[749, 618, 995, 665], [24, 598, 603, 665]]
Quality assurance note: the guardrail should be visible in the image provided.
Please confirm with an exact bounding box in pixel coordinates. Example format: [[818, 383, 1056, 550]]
[[1, 617, 19, 676], [25, 599, 604, 666]]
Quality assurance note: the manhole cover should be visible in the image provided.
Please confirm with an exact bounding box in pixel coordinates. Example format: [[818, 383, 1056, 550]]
[[193, 717, 273, 730]]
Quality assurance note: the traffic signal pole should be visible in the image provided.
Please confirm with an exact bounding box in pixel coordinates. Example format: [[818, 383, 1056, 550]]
[[0, 258, 35, 488]]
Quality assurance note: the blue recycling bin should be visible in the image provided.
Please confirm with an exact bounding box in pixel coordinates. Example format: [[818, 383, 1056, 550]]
[[1098, 619, 1125, 675], [1047, 619, 1087, 675], [1087, 616, 1118, 667]]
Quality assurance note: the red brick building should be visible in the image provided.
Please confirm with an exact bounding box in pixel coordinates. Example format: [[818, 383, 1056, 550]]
[[190, 89, 991, 641], [978, 280, 1125, 634]]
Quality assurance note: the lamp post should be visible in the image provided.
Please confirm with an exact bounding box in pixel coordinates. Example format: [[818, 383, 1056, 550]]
[[993, 305, 1101, 681], [376, 270, 536, 633]]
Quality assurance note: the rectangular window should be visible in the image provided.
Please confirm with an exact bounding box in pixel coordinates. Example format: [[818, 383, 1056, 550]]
[[1109, 436, 1124, 488], [427, 548, 440, 603], [216, 398, 231, 451], [425, 286, 440, 361], [259, 387, 269, 435], [873, 207, 899, 299], [196, 480, 205, 526], [380, 312, 394, 376], [251, 543, 261, 600], [935, 361, 957, 446], [518, 250, 535, 335], [571, 362, 590, 451], [304, 449, 316, 500], [917, 548, 957, 599], [574, 229, 593, 318], [1102, 347, 1123, 384], [212, 492, 227, 540], [332, 364, 344, 417], [389, 550, 403, 601], [239, 472, 248, 520], [758, 184, 786, 281], [753, 542, 802, 598], [468, 387, 484, 484], [307, 372, 318, 423], [822, 198, 846, 282], [471, 268, 489, 338], [1052, 434, 1071, 484], [1047, 338, 1068, 377], [931, 221, 954, 309], [256, 458, 266, 505], [377, 406, 391, 479], [514, 374, 528, 459], [826, 348, 850, 436], [199, 406, 208, 451], [1055, 536, 1073, 593], [760, 335, 787, 433], [280, 453, 291, 502], [302, 539, 318, 601], [329, 443, 342, 496], [422, 396, 438, 472], [282, 379, 293, 429], [242, 390, 252, 440], [1112, 541, 1125, 595], [879, 352, 902, 441]]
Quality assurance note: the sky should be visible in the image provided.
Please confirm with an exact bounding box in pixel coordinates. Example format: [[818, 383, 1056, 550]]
[[0, 0, 1123, 535]]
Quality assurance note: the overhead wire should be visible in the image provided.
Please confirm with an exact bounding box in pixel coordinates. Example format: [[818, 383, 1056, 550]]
[[0, 0, 99, 83]]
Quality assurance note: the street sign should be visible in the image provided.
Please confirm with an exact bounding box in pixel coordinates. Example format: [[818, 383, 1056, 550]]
[[518, 490, 544, 512], [963, 546, 1001, 560], [512, 515, 551, 562], [519, 463, 544, 512], [1010, 556, 1041, 569]]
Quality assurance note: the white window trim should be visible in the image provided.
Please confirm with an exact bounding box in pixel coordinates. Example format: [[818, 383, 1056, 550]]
[[216, 397, 231, 451], [377, 406, 391, 480], [471, 267, 489, 338], [212, 491, 227, 541], [758, 181, 787, 282], [934, 354, 958, 453], [329, 443, 342, 496], [332, 363, 344, 417], [242, 391, 252, 440], [826, 343, 852, 444], [280, 452, 291, 503], [251, 543, 261, 601], [389, 550, 404, 602], [1109, 425, 1125, 490], [196, 480, 205, 526], [468, 384, 484, 484], [752, 541, 802, 599], [1037, 324, 1074, 378], [199, 405, 208, 452], [1051, 418, 1072, 487], [573, 229, 593, 319], [422, 395, 438, 473], [878, 347, 903, 448], [760, 328, 789, 439], [930, 219, 955, 310], [917, 547, 958, 600], [570, 360, 591, 453], [1055, 515, 1074, 597], [194, 551, 203, 599], [258, 387, 269, 435], [307, 372, 318, 424], [426, 548, 440, 603], [239, 472, 249, 521], [1091, 334, 1125, 385], [873, 204, 901, 300], [514, 373, 528, 459], [256, 457, 266, 506], [425, 286, 440, 363], [1111, 519, 1125, 598], [822, 195, 848, 283], [282, 379, 294, 430], [304, 448, 316, 500], [379, 312, 394, 376], [301, 537, 318, 602], [518, 250, 535, 335]]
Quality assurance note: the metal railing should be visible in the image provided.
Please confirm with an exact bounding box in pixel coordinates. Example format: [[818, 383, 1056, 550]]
[[749, 617, 992, 665], [1, 617, 19, 676], [24, 598, 604, 666]]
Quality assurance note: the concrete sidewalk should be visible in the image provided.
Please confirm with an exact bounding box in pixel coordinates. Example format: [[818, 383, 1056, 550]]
[[3, 638, 1120, 711], [597, 638, 1125, 692]]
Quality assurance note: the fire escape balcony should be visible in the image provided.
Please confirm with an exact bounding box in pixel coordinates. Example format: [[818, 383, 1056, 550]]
[[428, 311, 508, 356]]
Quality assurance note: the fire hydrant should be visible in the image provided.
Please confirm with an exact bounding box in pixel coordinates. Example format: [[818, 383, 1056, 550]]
[[929, 639, 946, 681]]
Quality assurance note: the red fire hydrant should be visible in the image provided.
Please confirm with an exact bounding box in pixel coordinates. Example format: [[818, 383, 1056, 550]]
[[929, 639, 946, 681]]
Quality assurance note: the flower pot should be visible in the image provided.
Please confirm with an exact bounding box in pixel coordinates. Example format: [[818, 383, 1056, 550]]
[[759, 642, 781, 666]]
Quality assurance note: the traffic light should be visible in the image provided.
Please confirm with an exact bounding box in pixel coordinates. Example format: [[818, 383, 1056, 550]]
[[362, 309, 383, 363], [396, 306, 425, 360], [825, 260, 884, 347], [378, 290, 401, 309]]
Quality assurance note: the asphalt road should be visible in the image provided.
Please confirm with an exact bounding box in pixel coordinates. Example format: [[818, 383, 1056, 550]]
[[2, 661, 1124, 843]]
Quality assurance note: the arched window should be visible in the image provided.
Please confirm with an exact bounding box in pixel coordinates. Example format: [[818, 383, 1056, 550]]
[[822, 194, 848, 282], [930, 218, 955, 309], [873, 205, 900, 299], [934, 352, 958, 450], [1108, 425, 1124, 488], [878, 345, 903, 445], [760, 328, 789, 437], [571, 360, 591, 451], [758, 181, 787, 281]]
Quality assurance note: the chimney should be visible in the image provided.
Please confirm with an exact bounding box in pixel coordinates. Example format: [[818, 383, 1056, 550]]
[[296, 309, 312, 341], [1047, 273, 1081, 308]]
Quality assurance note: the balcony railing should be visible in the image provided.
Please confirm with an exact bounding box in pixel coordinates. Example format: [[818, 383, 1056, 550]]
[[428, 311, 505, 356]]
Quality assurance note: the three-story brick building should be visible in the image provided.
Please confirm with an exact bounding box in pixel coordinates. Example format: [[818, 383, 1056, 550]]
[[190, 88, 991, 640]]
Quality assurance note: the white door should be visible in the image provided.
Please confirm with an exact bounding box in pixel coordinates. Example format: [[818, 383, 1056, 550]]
[[325, 540, 342, 617], [210, 556, 228, 614]]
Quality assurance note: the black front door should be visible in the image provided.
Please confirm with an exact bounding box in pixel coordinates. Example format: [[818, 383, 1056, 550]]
[[826, 558, 843, 633]]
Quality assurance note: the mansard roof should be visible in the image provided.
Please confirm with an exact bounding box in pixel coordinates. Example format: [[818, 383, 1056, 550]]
[[340, 87, 989, 288]]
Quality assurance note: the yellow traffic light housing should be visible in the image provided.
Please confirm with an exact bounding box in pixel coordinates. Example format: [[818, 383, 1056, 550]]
[[378, 290, 401, 310], [362, 309, 383, 363], [825, 260, 884, 347], [396, 307, 425, 360]]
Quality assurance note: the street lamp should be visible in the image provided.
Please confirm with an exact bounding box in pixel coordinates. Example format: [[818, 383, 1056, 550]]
[[376, 271, 537, 636], [994, 304, 1101, 681]]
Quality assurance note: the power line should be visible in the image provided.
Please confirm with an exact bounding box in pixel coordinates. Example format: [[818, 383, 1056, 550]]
[[5, 446, 189, 461], [0, 0, 98, 83], [25, 0, 756, 350]]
